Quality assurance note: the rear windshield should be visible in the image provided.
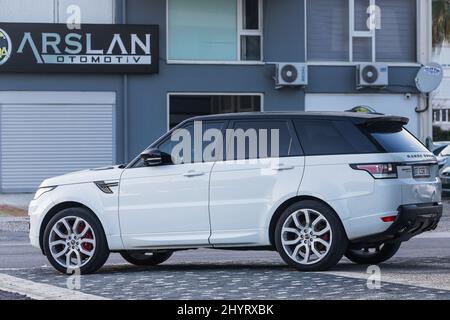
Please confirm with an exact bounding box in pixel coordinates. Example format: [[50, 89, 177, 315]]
[[366, 122, 429, 153]]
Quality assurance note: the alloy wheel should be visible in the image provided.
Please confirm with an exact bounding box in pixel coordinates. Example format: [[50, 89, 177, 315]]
[[281, 209, 333, 265], [48, 216, 97, 269]]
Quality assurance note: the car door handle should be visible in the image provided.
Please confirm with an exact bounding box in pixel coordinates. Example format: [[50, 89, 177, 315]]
[[272, 164, 295, 171], [182, 170, 205, 178]]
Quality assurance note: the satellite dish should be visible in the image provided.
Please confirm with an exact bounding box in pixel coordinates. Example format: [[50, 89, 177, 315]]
[[415, 63, 443, 93], [280, 64, 298, 83], [361, 65, 379, 84]]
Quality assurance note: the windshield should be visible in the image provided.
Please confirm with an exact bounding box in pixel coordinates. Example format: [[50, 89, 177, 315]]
[[440, 145, 450, 156], [366, 123, 429, 153]]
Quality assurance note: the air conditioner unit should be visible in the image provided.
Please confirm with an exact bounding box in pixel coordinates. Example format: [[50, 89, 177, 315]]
[[275, 63, 308, 87], [357, 64, 389, 87]]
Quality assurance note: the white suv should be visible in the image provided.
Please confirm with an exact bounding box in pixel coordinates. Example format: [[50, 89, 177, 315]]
[[29, 112, 442, 274]]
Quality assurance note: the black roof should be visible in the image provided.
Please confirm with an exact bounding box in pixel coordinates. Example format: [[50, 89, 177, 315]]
[[188, 112, 409, 125]]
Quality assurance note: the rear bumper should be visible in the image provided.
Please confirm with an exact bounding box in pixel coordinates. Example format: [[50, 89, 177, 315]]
[[351, 202, 442, 246]]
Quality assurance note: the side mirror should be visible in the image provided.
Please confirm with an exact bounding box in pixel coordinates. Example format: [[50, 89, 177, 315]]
[[140, 148, 172, 167]]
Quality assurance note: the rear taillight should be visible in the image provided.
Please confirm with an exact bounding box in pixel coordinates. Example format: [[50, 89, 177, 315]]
[[350, 163, 398, 179], [381, 216, 397, 223]]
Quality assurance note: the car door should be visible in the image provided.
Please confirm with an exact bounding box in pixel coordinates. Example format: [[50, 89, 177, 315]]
[[119, 120, 226, 248], [209, 119, 305, 246]]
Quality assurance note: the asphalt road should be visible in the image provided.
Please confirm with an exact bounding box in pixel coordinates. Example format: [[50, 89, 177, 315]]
[[1, 230, 450, 300]]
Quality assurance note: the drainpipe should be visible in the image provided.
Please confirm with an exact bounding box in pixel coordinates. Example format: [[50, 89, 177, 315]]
[[417, 0, 433, 144]]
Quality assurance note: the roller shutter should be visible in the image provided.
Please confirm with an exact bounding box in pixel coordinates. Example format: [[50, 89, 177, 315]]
[[0, 92, 115, 192]]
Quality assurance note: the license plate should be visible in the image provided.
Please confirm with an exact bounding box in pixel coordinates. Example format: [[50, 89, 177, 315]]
[[413, 165, 431, 178]]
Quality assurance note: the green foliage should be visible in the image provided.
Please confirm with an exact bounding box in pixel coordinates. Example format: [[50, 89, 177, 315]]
[[433, 125, 450, 141], [433, 0, 450, 46]]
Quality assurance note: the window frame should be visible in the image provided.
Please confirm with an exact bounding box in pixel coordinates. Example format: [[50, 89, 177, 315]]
[[128, 119, 230, 168], [158, 120, 229, 164], [166, 0, 264, 65], [305, 0, 421, 66], [227, 118, 304, 160], [434, 109, 450, 123]]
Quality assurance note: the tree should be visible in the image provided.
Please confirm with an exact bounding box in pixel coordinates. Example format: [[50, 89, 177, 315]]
[[433, 0, 450, 47]]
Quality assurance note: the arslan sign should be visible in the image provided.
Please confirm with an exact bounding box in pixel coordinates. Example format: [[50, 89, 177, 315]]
[[0, 23, 159, 73]]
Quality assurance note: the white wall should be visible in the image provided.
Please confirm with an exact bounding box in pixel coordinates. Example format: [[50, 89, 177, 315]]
[[305, 93, 420, 136], [0, 0, 115, 24]]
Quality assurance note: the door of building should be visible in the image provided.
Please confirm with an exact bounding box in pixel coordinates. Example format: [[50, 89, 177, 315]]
[[0, 91, 116, 192]]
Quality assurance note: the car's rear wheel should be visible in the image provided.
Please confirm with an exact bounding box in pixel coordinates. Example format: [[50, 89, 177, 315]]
[[120, 251, 173, 266], [43, 208, 110, 274], [345, 242, 401, 265], [275, 200, 348, 271]]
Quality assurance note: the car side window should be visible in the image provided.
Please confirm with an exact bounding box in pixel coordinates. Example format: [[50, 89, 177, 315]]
[[228, 120, 302, 160], [158, 121, 226, 164], [293, 119, 379, 156]]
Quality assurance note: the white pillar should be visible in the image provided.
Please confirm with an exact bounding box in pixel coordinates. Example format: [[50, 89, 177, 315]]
[[417, 0, 433, 144]]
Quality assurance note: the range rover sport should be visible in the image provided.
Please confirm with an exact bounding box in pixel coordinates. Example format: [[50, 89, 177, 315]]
[[29, 112, 442, 274]]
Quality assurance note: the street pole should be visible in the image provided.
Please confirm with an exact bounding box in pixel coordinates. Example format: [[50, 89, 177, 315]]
[[417, 0, 433, 144]]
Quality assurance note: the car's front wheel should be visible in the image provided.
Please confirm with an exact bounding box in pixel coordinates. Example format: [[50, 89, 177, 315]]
[[345, 242, 401, 265], [43, 208, 110, 274], [120, 251, 173, 266], [275, 200, 348, 271]]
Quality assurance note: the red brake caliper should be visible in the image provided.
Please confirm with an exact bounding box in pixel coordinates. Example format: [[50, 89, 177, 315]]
[[78, 223, 93, 252]]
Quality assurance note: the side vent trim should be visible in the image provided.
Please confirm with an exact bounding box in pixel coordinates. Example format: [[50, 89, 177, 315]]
[[94, 181, 119, 194]]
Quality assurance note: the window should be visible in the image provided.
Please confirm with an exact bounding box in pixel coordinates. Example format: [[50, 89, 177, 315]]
[[169, 94, 262, 129], [57, 0, 115, 24], [0, 0, 115, 24], [307, 0, 349, 62], [294, 120, 379, 155], [168, 0, 263, 62], [366, 123, 429, 153], [239, 0, 263, 61], [230, 120, 302, 160], [159, 121, 226, 163], [307, 0, 417, 63], [0, 0, 54, 22]]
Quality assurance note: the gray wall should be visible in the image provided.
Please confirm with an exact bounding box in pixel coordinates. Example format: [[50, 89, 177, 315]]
[[307, 66, 420, 93], [0, 0, 421, 164], [123, 0, 307, 159]]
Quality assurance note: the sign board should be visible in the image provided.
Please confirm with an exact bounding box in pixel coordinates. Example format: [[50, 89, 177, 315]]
[[0, 23, 159, 73]]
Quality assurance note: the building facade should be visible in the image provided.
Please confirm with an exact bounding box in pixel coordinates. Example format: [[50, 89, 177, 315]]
[[0, 0, 432, 192]]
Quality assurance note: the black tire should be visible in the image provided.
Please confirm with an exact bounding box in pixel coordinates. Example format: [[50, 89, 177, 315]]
[[275, 200, 348, 271], [120, 251, 173, 266], [43, 207, 110, 275], [345, 242, 401, 265]]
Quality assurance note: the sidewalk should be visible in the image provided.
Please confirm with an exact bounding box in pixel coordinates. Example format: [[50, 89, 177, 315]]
[[0, 194, 33, 217]]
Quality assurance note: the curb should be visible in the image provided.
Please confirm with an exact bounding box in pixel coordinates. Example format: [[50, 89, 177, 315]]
[[0, 273, 110, 300]]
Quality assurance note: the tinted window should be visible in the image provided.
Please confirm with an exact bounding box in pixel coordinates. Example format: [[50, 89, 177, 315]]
[[159, 121, 226, 163], [367, 123, 429, 153], [229, 120, 302, 160], [293, 120, 379, 156]]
